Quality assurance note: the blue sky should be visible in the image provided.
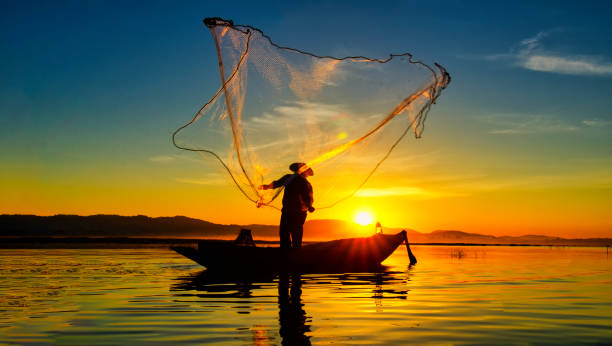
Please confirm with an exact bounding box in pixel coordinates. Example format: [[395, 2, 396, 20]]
[[3, 0, 611, 154], [1, 0, 611, 236]]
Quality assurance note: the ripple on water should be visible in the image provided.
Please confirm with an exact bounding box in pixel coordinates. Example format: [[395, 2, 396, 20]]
[[0, 246, 611, 344]]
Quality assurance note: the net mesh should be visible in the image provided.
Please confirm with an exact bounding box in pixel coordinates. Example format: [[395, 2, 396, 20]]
[[173, 18, 451, 210]]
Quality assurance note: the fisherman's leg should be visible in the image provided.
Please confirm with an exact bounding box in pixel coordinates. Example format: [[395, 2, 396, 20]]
[[289, 213, 300, 248], [291, 212, 307, 248], [279, 212, 291, 250]]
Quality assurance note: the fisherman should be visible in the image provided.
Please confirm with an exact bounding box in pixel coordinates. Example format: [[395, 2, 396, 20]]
[[259, 162, 314, 250]]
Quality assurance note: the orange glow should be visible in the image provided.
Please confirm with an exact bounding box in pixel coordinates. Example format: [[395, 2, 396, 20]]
[[2, 137, 611, 239]]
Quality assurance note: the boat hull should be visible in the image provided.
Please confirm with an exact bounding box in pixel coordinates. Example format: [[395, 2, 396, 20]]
[[172, 231, 410, 273]]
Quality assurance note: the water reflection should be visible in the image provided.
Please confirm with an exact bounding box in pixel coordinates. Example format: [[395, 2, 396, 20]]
[[171, 267, 410, 344], [172, 269, 276, 299], [278, 273, 310, 345], [2, 248, 610, 344]]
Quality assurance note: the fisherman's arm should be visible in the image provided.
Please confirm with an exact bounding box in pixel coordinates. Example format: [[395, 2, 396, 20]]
[[259, 174, 291, 190], [259, 183, 274, 190]]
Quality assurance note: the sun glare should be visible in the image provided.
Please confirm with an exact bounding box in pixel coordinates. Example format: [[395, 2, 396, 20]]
[[355, 211, 374, 226]]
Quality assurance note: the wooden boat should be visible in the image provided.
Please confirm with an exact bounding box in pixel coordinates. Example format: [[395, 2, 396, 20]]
[[172, 230, 417, 273]]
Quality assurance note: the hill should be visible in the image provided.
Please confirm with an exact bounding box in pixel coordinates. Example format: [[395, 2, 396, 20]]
[[1, 214, 610, 246], [0, 214, 276, 239]]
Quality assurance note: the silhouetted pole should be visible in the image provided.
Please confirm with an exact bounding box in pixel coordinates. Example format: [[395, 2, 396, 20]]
[[402, 230, 417, 265]]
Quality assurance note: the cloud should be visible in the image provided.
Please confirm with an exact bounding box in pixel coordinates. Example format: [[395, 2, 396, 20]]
[[247, 101, 346, 128], [485, 113, 579, 135], [244, 100, 389, 154], [355, 186, 462, 199], [582, 118, 612, 127], [522, 55, 612, 76], [481, 30, 612, 77], [519, 31, 548, 51], [451, 170, 612, 192], [149, 155, 175, 163], [246, 139, 296, 151], [174, 175, 227, 185], [148, 153, 205, 164]]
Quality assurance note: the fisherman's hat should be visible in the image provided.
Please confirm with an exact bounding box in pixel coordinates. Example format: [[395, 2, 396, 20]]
[[289, 162, 311, 174]]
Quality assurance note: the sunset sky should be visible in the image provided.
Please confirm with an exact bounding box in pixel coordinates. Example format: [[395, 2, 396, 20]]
[[2, 1, 611, 238]]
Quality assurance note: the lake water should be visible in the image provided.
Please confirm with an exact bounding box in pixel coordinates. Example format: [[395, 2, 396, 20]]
[[1, 245, 610, 344]]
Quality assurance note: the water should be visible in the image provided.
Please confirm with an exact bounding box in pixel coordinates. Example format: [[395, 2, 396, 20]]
[[1, 246, 610, 344]]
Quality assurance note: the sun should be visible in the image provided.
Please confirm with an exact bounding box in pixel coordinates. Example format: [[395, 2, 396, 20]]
[[355, 211, 374, 226]]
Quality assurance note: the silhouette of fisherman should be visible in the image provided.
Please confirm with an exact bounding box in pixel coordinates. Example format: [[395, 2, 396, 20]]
[[260, 162, 314, 250]]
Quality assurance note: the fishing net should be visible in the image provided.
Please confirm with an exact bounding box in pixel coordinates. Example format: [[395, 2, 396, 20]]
[[173, 18, 450, 210]]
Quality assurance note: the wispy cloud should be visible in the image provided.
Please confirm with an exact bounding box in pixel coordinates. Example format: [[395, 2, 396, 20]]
[[148, 153, 203, 164], [174, 174, 227, 185], [521, 55, 612, 76], [247, 101, 347, 128], [485, 113, 579, 135], [450, 170, 612, 192], [480, 111, 612, 135], [355, 186, 463, 199], [582, 118, 612, 127], [244, 101, 390, 156], [149, 155, 175, 163], [481, 30, 612, 77]]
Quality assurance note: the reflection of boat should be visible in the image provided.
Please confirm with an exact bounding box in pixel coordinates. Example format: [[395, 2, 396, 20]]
[[172, 230, 416, 273], [171, 269, 275, 297]]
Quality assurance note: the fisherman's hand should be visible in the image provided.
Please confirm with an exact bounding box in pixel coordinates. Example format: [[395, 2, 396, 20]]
[[258, 184, 268, 190], [308, 206, 315, 213]]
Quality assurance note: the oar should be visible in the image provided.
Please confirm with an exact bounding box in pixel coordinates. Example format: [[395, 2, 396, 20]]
[[402, 230, 417, 265]]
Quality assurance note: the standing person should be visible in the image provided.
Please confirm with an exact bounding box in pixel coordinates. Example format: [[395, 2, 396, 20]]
[[259, 162, 315, 250]]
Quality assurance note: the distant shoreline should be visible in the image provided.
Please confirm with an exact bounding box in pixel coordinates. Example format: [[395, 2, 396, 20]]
[[2, 214, 610, 247], [1, 237, 609, 249]]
